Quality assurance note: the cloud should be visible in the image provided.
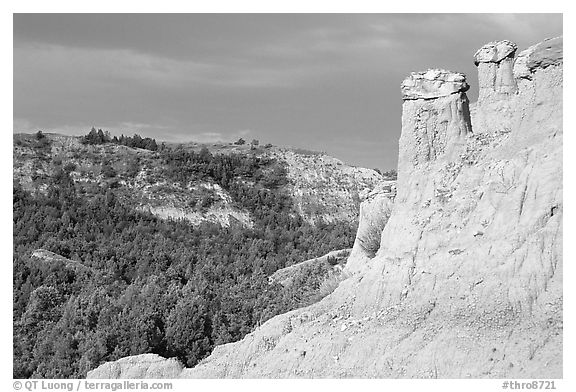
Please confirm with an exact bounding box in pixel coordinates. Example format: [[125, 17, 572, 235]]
[[191, 129, 253, 143], [14, 44, 303, 90], [13, 118, 34, 133]]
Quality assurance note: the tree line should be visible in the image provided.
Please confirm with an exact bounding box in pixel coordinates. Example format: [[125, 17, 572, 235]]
[[82, 127, 159, 151]]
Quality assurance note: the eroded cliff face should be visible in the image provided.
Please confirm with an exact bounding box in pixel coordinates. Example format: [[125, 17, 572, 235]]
[[345, 181, 395, 273], [88, 37, 562, 379]]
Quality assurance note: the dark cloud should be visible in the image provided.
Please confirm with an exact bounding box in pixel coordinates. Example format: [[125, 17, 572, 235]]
[[13, 14, 562, 169]]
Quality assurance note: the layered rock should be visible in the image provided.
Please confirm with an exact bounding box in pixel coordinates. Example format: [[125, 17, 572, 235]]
[[471, 40, 518, 135], [472, 37, 563, 136], [87, 354, 183, 379], [269, 248, 352, 287], [88, 37, 562, 379], [345, 181, 395, 273], [474, 40, 518, 103], [30, 249, 92, 274], [514, 37, 563, 80], [399, 70, 472, 170], [401, 69, 469, 100]]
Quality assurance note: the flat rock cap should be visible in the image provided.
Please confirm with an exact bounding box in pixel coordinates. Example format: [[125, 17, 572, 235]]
[[474, 40, 518, 65], [401, 69, 469, 100]]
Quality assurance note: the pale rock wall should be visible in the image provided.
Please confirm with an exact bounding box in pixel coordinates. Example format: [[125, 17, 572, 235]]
[[472, 40, 518, 134], [514, 37, 563, 80], [345, 181, 395, 273], [399, 70, 472, 169], [268, 149, 383, 225], [269, 248, 352, 287], [474, 40, 518, 103], [401, 69, 469, 100], [87, 354, 184, 379]]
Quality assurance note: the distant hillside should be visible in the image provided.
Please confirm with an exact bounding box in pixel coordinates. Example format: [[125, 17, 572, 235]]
[[13, 131, 387, 378], [13, 133, 383, 228]]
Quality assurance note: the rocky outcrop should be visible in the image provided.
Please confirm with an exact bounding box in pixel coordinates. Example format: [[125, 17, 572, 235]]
[[514, 37, 563, 80], [87, 354, 183, 379], [472, 37, 562, 137], [269, 248, 352, 287], [474, 40, 518, 103], [30, 249, 92, 274], [266, 149, 383, 225], [401, 69, 469, 100], [400, 70, 472, 169], [471, 40, 518, 135], [345, 181, 395, 273], [88, 37, 562, 379]]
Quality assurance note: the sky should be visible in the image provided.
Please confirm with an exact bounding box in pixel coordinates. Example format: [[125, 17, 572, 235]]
[[13, 14, 562, 170]]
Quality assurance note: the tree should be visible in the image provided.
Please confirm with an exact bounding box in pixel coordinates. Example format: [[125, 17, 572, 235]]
[[125, 158, 140, 178], [83, 128, 99, 145], [144, 138, 158, 151], [20, 286, 63, 327], [101, 162, 117, 178], [166, 294, 212, 366], [198, 147, 212, 161], [63, 162, 77, 173], [97, 129, 106, 144], [34, 130, 51, 149]]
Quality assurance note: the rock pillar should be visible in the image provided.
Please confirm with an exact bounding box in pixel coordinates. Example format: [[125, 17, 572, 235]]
[[398, 69, 472, 172], [474, 40, 518, 103]]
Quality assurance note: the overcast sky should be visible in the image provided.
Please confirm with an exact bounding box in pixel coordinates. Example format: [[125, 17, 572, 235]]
[[13, 14, 562, 169]]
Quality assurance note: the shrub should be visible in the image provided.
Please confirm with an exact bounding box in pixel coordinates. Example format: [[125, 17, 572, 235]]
[[101, 162, 117, 178], [313, 271, 350, 304], [382, 169, 397, 180]]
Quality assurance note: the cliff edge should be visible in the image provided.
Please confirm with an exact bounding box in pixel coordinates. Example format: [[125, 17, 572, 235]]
[[88, 37, 562, 379]]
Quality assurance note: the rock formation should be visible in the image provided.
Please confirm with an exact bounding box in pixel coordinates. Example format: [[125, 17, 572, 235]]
[[88, 37, 563, 379], [400, 69, 472, 169], [474, 40, 518, 103], [269, 248, 352, 287], [345, 181, 395, 273], [471, 40, 517, 135], [514, 37, 563, 80], [87, 354, 184, 379], [400, 69, 469, 100], [30, 249, 92, 274]]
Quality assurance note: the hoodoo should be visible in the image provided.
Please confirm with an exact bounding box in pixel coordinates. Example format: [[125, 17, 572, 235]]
[[399, 69, 472, 168], [474, 40, 518, 103]]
